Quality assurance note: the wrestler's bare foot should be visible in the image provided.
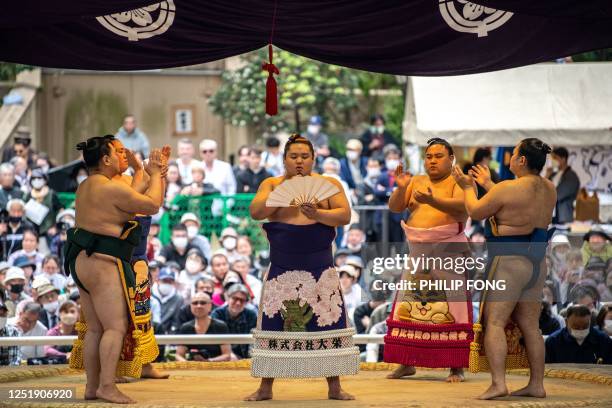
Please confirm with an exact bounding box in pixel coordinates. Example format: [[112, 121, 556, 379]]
[[386, 365, 416, 379], [84, 384, 98, 400], [244, 387, 273, 401], [96, 384, 135, 404], [446, 368, 465, 383], [476, 383, 509, 400], [141, 364, 170, 379], [510, 384, 546, 398], [328, 388, 355, 400]]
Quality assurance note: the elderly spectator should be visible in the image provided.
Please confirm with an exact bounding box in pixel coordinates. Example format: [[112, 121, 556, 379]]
[[235, 146, 272, 193], [151, 268, 183, 333], [210, 253, 230, 306], [176, 292, 231, 362], [159, 224, 197, 270], [581, 228, 611, 266], [177, 277, 217, 327], [23, 168, 63, 237], [0, 163, 24, 211], [40, 255, 66, 291], [547, 147, 580, 224], [180, 213, 212, 262], [115, 114, 150, 156], [219, 227, 240, 264], [231, 256, 262, 306], [360, 114, 396, 159], [321, 157, 351, 202], [199, 139, 236, 195], [568, 284, 600, 316], [305, 115, 329, 152], [13, 301, 47, 360], [36, 283, 61, 329], [5, 199, 35, 257], [44, 300, 78, 361], [233, 145, 251, 174], [0, 294, 21, 366], [164, 161, 183, 205], [545, 305, 611, 364], [177, 248, 209, 301], [9, 229, 44, 274], [3, 266, 31, 318], [261, 136, 283, 176], [176, 138, 201, 185], [211, 284, 257, 360], [339, 139, 367, 190], [10, 156, 29, 189]]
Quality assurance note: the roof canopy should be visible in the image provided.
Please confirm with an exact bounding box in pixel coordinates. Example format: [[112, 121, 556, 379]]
[[2, 1, 612, 76]]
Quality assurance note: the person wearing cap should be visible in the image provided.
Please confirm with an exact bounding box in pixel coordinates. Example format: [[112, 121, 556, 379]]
[[211, 283, 257, 360], [23, 167, 63, 237], [305, 115, 329, 151], [159, 224, 197, 270], [0, 163, 24, 212], [151, 268, 183, 334], [3, 266, 31, 318], [235, 146, 273, 194], [36, 283, 61, 329], [199, 139, 236, 195], [9, 229, 44, 275], [0, 292, 22, 366], [177, 248, 209, 301], [339, 139, 367, 190], [582, 228, 611, 266], [5, 198, 35, 257], [180, 212, 211, 262], [176, 292, 231, 362], [338, 264, 362, 324], [219, 227, 240, 264]]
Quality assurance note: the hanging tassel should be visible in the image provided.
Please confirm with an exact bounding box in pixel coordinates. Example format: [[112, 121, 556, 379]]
[[262, 43, 279, 115]]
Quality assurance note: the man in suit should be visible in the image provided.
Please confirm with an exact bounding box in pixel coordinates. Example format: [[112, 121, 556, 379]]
[[547, 147, 580, 224]]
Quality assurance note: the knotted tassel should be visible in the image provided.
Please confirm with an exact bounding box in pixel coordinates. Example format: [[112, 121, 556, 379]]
[[262, 44, 279, 115]]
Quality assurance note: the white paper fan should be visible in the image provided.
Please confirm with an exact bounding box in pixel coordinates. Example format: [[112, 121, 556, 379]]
[[266, 176, 340, 207]]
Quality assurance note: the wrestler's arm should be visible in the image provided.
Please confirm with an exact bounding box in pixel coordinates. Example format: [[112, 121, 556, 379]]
[[388, 178, 414, 213], [426, 186, 466, 217], [305, 177, 351, 227], [250, 177, 281, 220], [462, 183, 504, 220], [107, 175, 163, 216]]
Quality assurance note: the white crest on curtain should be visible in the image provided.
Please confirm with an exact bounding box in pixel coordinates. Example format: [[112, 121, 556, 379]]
[[96, 1, 176, 41], [439, 0, 513, 37]]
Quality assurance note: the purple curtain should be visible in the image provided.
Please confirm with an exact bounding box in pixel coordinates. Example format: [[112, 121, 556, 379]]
[[2, 1, 611, 75]]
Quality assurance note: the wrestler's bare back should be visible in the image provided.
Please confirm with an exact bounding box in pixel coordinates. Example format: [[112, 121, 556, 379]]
[[490, 176, 556, 236], [265, 174, 334, 225], [404, 175, 467, 228]]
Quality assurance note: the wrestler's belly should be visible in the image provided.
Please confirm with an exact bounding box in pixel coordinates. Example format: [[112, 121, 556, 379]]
[[268, 202, 332, 225], [405, 207, 463, 229]]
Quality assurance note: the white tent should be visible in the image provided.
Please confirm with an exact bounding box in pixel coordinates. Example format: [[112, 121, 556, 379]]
[[403, 62, 612, 147]]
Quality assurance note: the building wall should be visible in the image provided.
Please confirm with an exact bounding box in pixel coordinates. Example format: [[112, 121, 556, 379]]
[[38, 69, 248, 164]]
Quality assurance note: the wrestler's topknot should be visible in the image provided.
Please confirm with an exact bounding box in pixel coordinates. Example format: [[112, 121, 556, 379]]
[[283, 133, 314, 159], [77, 134, 115, 169]]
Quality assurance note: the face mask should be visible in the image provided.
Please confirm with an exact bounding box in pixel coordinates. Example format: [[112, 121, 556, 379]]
[[31, 178, 46, 190], [570, 328, 589, 344], [604, 320, 612, 334], [0, 317, 6, 329], [60, 314, 77, 325], [367, 168, 381, 179], [40, 165, 50, 174], [185, 259, 202, 274], [9, 216, 22, 224], [158, 283, 174, 296], [76, 175, 87, 184], [376, 126, 385, 134], [223, 237, 237, 250], [43, 300, 59, 314], [187, 226, 199, 239], [10, 284, 24, 294], [346, 151, 359, 161], [307, 125, 320, 135], [385, 159, 399, 171], [172, 237, 188, 249]]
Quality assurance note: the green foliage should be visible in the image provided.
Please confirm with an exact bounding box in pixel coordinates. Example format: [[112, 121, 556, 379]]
[[0, 63, 32, 81]]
